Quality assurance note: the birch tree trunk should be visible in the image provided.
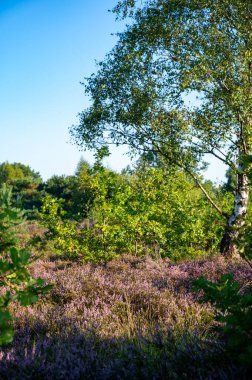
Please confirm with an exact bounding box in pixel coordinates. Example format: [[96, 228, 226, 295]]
[[220, 169, 250, 257]]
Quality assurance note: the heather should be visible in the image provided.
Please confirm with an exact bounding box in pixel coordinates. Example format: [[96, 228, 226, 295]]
[[0, 254, 250, 379]]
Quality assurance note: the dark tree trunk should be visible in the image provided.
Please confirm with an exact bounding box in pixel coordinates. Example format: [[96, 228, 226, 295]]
[[220, 170, 250, 257], [220, 226, 239, 257]]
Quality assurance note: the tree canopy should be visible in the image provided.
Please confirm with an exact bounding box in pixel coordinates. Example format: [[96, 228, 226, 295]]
[[0, 162, 41, 185], [0, 162, 42, 212], [70, 0, 252, 255]]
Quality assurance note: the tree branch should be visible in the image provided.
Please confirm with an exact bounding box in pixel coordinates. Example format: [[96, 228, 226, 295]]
[[184, 167, 229, 218]]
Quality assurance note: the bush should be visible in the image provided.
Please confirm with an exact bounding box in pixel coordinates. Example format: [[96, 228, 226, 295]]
[[0, 184, 52, 345], [193, 272, 252, 369]]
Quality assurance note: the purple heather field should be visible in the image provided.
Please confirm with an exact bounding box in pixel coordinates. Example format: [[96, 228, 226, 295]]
[[0, 254, 251, 379]]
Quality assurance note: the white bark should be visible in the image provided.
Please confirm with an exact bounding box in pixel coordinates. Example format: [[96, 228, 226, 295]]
[[220, 165, 250, 256], [228, 171, 249, 227]]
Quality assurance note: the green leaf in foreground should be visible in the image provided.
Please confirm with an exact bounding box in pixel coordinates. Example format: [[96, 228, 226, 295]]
[[0, 185, 52, 345], [193, 273, 252, 368]]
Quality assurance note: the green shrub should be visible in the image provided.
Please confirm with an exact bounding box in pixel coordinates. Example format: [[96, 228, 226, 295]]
[[0, 184, 52, 345], [193, 273, 252, 369], [40, 194, 118, 262]]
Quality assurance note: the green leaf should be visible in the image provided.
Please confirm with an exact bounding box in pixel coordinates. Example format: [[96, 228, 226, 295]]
[[0, 310, 13, 345], [19, 249, 31, 265], [0, 310, 13, 323], [0, 260, 12, 273], [10, 247, 19, 267], [240, 155, 252, 170], [17, 291, 38, 306], [35, 277, 45, 286], [38, 284, 54, 293], [0, 327, 14, 345]]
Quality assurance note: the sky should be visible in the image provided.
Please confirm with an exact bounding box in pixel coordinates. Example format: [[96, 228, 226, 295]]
[[0, 0, 227, 182]]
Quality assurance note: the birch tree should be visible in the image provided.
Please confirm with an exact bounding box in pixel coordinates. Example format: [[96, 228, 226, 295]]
[[70, 0, 252, 256]]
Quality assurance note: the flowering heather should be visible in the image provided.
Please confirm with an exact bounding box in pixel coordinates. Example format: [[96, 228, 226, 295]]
[[0, 254, 250, 379]]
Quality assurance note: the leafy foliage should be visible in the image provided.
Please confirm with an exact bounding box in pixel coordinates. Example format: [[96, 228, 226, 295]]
[[194, 273, 252, 369], [0, 162, 41, 185], [40, 194, 86, 258], [0, 185, 52, 345], [40, 162, 230, 262], [44, 160, 94, 220], [40, 188, 120, 262], [0, 184, 25, 252], [0, 162, 43, 217], [88, 164, 226, 260], [70, 0, 252, 255]]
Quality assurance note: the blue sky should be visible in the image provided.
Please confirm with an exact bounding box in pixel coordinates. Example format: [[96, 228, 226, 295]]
[[0, 0, 226, 182]]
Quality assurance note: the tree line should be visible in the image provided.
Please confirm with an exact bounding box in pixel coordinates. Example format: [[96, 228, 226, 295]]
[[0, 158, 240, 262]]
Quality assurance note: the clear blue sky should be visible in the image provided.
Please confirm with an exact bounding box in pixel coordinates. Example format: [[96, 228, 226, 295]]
[[0, 0, 226, 182]]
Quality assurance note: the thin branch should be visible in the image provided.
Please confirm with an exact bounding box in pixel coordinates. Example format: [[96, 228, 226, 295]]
[[149, 141, 229, 218], [207, 149, 235, 169], [184, 167, 229, 218]]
